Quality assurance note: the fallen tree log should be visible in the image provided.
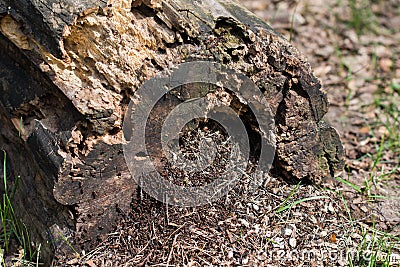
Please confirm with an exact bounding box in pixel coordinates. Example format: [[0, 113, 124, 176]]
[[0, 0, 344, 263]]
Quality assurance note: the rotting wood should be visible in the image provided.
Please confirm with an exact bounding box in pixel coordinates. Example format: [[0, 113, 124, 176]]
[[0, 0, 344, 262]]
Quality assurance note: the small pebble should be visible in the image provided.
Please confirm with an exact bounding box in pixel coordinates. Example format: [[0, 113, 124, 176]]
[[283, 228, 292, 236], [320, 230, 328, 237], [360, 205, 368, 213], [228, 251, 233, 258], [252, 203, 260, 211], [365, 234, 372, 242], [289, 238, 297, 248], [239, 218, 250, 228], [328, 202, 335, 212]]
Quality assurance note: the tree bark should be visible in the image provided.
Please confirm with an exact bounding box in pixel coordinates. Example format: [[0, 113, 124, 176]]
[[0, 0, 344, 263]]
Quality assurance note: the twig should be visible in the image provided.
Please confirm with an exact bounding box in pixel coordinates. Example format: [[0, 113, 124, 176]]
[[165, 193, 169, 225], [166, 233, 180, 265]]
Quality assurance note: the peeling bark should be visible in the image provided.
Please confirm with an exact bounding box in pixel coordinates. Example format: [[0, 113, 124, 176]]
[[0, 0, 344, 262]]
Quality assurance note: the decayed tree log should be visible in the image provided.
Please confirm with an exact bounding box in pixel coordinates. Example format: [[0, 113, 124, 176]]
[[0, 0, 344, 262]]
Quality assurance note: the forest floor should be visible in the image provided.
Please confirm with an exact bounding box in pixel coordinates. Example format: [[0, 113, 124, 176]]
[[47, 0, 399, 266]]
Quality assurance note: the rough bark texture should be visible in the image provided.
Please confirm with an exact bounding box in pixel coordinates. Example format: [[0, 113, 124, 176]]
[[0, 0, 344, 263]]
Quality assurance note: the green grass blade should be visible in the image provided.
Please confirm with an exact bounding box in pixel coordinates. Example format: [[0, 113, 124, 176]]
[[275, 182, 301, 212], [337, 177, 363, 193], [276, 195, 329, 213], [3, 150, 7, 193]]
